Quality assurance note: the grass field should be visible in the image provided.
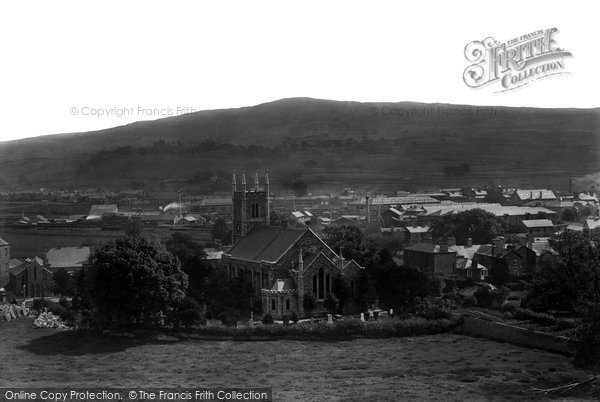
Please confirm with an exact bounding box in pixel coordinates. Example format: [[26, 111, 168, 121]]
[[0, 319, 595, 401]]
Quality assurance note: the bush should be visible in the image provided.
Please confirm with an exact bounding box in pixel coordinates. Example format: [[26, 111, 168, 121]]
[[574, 306, 600, 367], [462, 296, 478, 307], [290, 311, 299, 324], [32, 299, 54, 312], [514, 308, 557, 326], [501, 302, 518, 313], [414, 297, 452, 320], [262, 313, 274, 325], [173, 297, 204, 329]]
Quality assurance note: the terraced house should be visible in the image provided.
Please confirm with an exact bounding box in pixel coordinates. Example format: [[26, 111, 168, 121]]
[[222, 170, 363, 318]]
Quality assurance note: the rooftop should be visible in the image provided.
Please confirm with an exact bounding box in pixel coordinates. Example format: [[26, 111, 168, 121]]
[[227, 225, 308, 263]]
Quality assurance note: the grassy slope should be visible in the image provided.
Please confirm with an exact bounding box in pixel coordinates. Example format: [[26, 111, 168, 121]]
[[0, 98, 598, 192], [0, 318, 594, 399]]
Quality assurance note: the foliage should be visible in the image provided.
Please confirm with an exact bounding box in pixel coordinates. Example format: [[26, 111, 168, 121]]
[[413, 297, 453, 320], [574, 305, 600, 367], [560, 208, 577, 222], [524, 231, 600, 312], [500, 302, 518, 313], [211, 218, 232, 245], [323, 293, 339, 314], [431, 208, 506, 245], [52, 268, 76, 297], [83, 234, 188, 328], [487, 260, 510, 286], [462, 296, 478, 307], [125, 218, 144, 237], [262, 313, 274, 325], [323, 225, 375, 265], [331, 272, 351, 312], [302, 293, 316, 312], [365, 249, 436, 310], [474, 286, 506, 309], [166, 232, 210, 304], [290, 311, 299, 324], [172, 296, 205, 329]]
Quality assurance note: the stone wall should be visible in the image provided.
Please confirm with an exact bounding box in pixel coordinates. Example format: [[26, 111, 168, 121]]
[[457, 314, 575, 355]]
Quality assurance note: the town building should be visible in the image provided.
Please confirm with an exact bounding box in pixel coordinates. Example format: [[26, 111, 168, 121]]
[[403, 242, 456, 277]]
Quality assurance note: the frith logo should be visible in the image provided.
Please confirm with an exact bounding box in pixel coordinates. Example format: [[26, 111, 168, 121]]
[[463, 28, 572, 92]]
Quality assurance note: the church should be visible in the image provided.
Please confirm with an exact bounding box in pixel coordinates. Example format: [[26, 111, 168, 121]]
[[221, 170, 364, 319]]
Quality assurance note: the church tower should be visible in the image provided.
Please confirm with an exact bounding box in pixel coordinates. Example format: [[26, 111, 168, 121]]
[[232, 169, 271, 242]]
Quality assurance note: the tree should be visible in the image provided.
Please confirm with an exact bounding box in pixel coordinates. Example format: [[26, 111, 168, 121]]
[[432, 208, 505, 245], [53, 268, 76, 297], [323, 225, 376, 265], [302, 293, 316, 314], [488, 260, 510, 286], [211, 218, 232, 245], [166, 232, 210, 303], [561, 208, 577, 222], [524, 231, 600, 312], [125, 218, 144, 237], [172, 296, 204, 329], [83, 234, 188, 328], [484, 187, 505, 204], [324, 293, 339, 314], [331, 273, 351, 312]]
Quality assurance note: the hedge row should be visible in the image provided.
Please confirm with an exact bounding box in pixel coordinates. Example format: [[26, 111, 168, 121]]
[[166, 317, 461, 340]]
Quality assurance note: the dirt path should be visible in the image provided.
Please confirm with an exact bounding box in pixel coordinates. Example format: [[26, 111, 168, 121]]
[[0, 319, 594, 400]]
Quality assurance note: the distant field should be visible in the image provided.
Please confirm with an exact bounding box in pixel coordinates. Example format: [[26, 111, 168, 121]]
[[0, 319, 594, 400]]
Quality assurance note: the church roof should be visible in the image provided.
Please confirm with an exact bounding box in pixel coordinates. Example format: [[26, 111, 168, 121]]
[[227, 225, 308, 263]]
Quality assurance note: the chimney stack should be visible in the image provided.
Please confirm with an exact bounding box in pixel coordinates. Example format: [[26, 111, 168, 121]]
[[439, 241, 448, 253]]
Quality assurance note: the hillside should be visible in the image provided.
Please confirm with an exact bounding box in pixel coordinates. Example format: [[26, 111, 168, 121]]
[[0, 98, 598, 193]]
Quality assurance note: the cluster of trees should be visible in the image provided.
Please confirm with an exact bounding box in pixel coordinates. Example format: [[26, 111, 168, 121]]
[[322, 225, 440, 312], [431, 209, 507, 245], [66, 228, 257, 329]]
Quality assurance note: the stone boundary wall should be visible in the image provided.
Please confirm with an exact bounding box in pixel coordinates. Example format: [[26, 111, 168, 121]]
[[456, 314, 576, 355]]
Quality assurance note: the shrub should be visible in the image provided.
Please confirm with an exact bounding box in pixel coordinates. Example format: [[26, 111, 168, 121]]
[[173, 297, 204, 328], [32, 299, 54, 312], [501, 302, 517, 313], [574, 305, 600, 367], [290, 311, 299, 324], [514, 308, 557, 326], [414, 297, 452, 320], [462, 296, 478, 307], [282, 314, 289, 327], [262, 313, 274, 325], [303, 294, 316, 312]]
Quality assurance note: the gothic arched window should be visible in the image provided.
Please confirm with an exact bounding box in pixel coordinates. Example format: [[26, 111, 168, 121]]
[[312, 275, 317, 296], [318, 267, 325, 299], [271, 299, 276, 311], [285, 299, 290, 310]]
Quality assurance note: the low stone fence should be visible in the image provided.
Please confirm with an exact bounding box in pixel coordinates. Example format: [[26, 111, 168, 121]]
[[0, 304, 30, 322], [456, 314, 576, 355]]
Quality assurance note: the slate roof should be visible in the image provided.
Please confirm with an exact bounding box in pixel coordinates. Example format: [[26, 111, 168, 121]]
[[89, 204, 118, 216], [522, 219, 554, 228], [404, 243, 456, 254], [405, 225, 430, 234], [585, 218, 600, 230], [46, 247, 91, 269], [227, 226, 307, 263], [0, 237, 7, 246], [449, 244, 483, 259], [514, 189, 556, 200]]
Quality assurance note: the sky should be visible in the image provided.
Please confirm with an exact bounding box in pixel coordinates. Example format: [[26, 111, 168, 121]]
[[0, 0, 597, 142]]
